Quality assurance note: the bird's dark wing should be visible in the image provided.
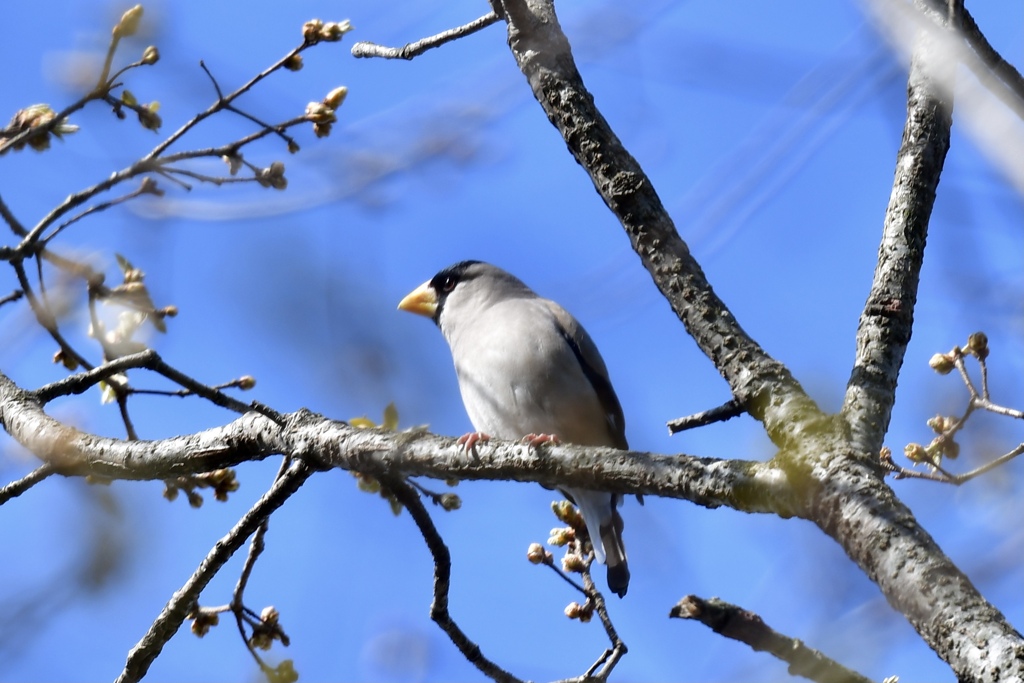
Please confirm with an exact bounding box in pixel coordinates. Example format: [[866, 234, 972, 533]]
[[543, 300, 628, 450]]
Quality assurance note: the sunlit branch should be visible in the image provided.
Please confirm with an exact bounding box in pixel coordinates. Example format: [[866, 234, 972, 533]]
[[351, 12, 500, 60]]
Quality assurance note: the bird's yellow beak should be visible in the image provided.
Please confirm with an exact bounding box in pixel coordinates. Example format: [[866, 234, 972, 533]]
[[397, 280, 438, 318]]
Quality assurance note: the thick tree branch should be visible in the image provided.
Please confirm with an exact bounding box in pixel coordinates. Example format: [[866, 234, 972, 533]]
[[491, 3, 1024, 681], [841, 0, 953, 454], [0, 368, 796, 516], [670, 595, 875, 683], [494, 0, 825, 451]]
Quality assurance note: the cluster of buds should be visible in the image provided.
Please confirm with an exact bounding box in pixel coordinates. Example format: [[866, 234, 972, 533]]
[[249, 605, 290, 650], [205, 468, 240, 502], [2, 104, 79, 153], [904, 435, 959, 467], [118, 91, 162, 131], [551, 499, 585, 532], [561, 551, 587, 574], [564, 600, 595, 623], [188, 605, 222, 637], [547, 526, 575, 547], [928, 331, 990, 375], [268, 659, 299, 683], [256, 161, 287, 190], [305, 86, 347, 138], [163, 468, 239, 506], [438, 492, 461, 511], [301, 18, 353, 44]]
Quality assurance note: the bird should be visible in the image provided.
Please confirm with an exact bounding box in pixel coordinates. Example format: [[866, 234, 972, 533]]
[[397, 260, 631, 597]]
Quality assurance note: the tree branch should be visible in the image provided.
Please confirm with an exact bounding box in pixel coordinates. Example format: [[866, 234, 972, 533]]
[[494, 0, 825, 451], [0, 368, 797, 516], [0, 463, 55, 506], [115, 457, 314, 683], [840, 0, 953, 455], [667, 399, 745, 435], [387, 476, 522, 683], [351, 11, 500, 60], [670, 595, 875, 683]]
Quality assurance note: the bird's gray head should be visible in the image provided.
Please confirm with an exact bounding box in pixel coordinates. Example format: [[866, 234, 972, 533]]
[[397, 261, 533, 331]]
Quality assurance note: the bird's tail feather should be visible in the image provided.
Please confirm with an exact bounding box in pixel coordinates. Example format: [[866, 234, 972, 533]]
[[565, 488, 630, 598]]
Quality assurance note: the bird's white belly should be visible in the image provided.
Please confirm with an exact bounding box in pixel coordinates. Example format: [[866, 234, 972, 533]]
[[451, 333, 608, 444]]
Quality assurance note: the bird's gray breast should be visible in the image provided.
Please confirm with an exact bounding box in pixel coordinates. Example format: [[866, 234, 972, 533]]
[[446, 298, 612, 446]]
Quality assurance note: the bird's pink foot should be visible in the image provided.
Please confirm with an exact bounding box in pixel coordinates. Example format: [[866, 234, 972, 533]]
[[457, 431, 490, 452], [522, 433, 560, 448]]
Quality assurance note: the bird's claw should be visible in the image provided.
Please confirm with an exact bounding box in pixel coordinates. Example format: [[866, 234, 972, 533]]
[[457, 431, 490, 453], [522, 433, 560, 448]]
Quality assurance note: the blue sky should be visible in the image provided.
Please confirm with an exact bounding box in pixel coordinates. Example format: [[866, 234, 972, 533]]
[[1, 1, 1022, 681]]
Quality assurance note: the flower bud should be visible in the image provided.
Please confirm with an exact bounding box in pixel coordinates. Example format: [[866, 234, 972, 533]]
[[302, 19, 324, 42], [526, 543, 549, 564], [237, 375, 256, 390], [564, 601, 593, 622], [561, 552, 586, 574], [320, 20, 353, 42], [904, 443, 930, 464], [114, 4, 144, 39], [928, 353, 955, 375], [439, 493, 461, 511], [324, 86, 348, 109], [965, 332, 989, 360], [547, 527, 574, 547], [141, 45, 160, 65], [284, 54, 304, 71]]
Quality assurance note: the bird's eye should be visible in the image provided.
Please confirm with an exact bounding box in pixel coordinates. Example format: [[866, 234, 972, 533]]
[[440, 276, 457, 293]]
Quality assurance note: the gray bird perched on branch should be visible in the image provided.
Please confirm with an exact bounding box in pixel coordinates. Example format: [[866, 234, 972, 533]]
[[398, 260, 632, 597]]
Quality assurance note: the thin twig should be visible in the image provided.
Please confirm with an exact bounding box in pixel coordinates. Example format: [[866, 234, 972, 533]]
[[385, 476, 522, 683], [11, 258, 93, 372], [33, 349, 252, 414], [351, 12, 500, 60], [115, 457, 314, 683], [580, 568, 626, 680], [40, 182, 154, 245], [667, 399, 745, 434], [0, 463, 56, 506], [884, 443, 1024, 485], [0, 289, 23, 307], [0, 193, 27, 236], [670, 595, 874, 683], [145, 44, 315, 162], [228, 457, 293, 676], [117, 392, 140, 440]]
